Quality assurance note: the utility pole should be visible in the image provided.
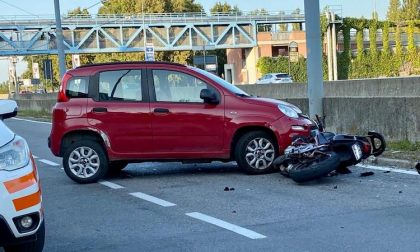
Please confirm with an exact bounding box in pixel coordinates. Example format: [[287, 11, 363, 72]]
[[304, 0, 324, 119], [54, 0, 66, 79]]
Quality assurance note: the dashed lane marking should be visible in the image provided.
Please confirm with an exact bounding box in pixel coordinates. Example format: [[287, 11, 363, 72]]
[[38, 159, 60, 166], [129, 192, 176, 207], [186, 212, 267, 239], [99, 181, 124, 189]]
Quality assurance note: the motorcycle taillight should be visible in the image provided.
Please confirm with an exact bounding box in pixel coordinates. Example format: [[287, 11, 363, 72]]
[[362, 142, 371, 154]]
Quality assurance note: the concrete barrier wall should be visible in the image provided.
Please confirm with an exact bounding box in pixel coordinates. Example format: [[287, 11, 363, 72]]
[[240, 76, 420, 99], [11, 77, 420, 142]]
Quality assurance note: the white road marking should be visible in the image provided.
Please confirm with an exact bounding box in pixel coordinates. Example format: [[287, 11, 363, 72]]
[[38, 159, 60, 166], [12, 117, 52, 125], [99, 181, 124, 189], [32, 155, 38, 159], [129, 192, 176, 207], [186, 212, 267, 239], [357, 164, 419, 176]]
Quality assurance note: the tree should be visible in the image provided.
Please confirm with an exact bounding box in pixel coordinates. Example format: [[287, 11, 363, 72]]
[[210, 1, 240, 14], [171, 0, 203, 12], [67, 7, 90, 17], [401, 0, 419, 20], [387, 0, 401, 22], [292, 8, 303, 31]]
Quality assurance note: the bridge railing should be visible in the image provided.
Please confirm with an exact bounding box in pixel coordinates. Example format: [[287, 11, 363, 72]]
[[0, 11, 306, 26]]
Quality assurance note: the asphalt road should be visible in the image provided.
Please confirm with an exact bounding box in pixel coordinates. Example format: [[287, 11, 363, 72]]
[[3, 118, 420, 252]]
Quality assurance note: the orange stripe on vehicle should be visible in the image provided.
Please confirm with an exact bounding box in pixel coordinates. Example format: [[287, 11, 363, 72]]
[[4, 172, 37, 194], [13, 190, 41, 211]]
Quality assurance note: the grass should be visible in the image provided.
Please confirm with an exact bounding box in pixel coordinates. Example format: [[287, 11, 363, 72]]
[[387, 140, 420, 152], [17, 110, 52, 121]]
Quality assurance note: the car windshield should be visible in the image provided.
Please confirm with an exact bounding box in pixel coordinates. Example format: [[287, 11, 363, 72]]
[[276, 74, 290, 78], [191, 67, 251, 97]]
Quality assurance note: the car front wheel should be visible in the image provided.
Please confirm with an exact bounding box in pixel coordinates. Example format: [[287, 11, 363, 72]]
[[235, 131, 278, 174], [63, 140, 108, 184]]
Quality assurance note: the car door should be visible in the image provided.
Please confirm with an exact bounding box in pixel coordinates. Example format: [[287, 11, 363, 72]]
[[148, 67, 225, 157], [87, 68, 152, 157]]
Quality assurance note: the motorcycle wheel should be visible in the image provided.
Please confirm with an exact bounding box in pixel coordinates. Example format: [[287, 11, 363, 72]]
[[288, 152, 340, 183]]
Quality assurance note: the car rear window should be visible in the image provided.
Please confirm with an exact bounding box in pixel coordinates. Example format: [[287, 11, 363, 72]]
[[276, 74, 290, 78], [66, 77, 89, 98]]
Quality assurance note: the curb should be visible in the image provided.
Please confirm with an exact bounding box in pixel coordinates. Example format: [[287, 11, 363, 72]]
[[367, 156, 418, 169]]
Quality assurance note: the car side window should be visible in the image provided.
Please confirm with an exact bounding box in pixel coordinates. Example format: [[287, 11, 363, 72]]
[[152, 70, 214, 103], [66, 77, 89, 98], [99, 70, 142, 102]]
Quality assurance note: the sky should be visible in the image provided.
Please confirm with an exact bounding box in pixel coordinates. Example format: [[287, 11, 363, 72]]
[[0, 0, 389, 83]]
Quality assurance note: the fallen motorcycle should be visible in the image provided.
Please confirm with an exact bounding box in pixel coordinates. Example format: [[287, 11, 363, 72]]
[[273, 116, 386, 183]]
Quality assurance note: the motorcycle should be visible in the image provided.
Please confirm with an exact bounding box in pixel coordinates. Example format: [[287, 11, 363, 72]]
[[274, 115, 386, 183]]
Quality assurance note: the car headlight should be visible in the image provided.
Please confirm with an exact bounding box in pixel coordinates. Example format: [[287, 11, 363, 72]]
[[0, 136, 30, 171], [278, 104, 299, 119]]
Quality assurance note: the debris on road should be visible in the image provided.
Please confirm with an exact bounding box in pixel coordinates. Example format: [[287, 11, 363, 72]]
[[383, 171, 391, 173], [415, 163, 420, 174], [360, 171, 375, 177], [399, 190, 403, 194], [333, 185, 338, 189], [224, 187, 235, 191]]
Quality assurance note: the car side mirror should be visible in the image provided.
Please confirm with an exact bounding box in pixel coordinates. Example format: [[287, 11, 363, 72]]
[[0, 100, 18, 120], [200, 89, 219, 104]]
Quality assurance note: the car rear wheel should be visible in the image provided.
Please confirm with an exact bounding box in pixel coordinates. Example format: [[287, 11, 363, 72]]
[[4, 221, 45, 252], [63, 140, 108, 184], [235, 131, 278, 174]]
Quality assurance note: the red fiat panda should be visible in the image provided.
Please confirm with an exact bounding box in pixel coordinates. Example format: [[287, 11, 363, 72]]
[[49, 62, 314, 184]]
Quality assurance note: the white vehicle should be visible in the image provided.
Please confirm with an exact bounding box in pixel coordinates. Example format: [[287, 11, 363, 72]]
[[256, 73, 293, 84], [0, 100, 44, 252]]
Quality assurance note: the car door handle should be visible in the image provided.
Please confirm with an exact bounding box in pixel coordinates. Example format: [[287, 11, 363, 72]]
[[153, 108, 170, 113], [92, 107, 107, 113]]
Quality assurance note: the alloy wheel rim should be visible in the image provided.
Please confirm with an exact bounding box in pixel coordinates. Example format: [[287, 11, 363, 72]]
[[68, 147, 100, 178], [245, 137, 275, 170]]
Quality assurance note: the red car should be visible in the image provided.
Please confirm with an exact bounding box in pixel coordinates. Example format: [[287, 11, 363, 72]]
[[48, 62, 315, 184]]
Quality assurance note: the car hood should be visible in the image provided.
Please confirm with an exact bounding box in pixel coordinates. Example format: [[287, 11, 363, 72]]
[[0, 121, 14, 147], [242, 96, 302, 111]]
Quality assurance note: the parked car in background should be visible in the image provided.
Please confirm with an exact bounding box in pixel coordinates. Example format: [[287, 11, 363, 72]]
[[0, 100, 44, 252], [49, 62, 315, 184], [256, 73, 293, 84]]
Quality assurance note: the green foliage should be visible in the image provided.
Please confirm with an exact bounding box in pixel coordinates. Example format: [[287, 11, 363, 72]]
[[67, 7, 90, 16], [407, 21, 416, 59], [210, 1, 240, 13], [382, 22, 390, 53], [291, 8, 303, 31], [0, 83, 9, 94], [388, 140, 420, 151], [387, 0, 401, 22]]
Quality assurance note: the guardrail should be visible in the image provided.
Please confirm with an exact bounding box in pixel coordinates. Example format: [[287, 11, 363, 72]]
[[0, 11, 306, 26]]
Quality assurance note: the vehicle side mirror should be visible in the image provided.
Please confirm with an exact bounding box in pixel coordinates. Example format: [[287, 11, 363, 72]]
[[200, 89, 219, 104], [0, 100, 18, 120]]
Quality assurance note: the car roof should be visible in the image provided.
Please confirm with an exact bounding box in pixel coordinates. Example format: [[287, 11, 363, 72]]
[[67, 61, 187, 76], [76, 61, 185, 69]]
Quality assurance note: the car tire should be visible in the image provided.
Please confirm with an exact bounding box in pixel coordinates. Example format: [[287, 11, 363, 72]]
[[63, 140, 108, 184], [235, 131, 278, 174], [4, 221, 45, 252], [109, 161, 128, 173]]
